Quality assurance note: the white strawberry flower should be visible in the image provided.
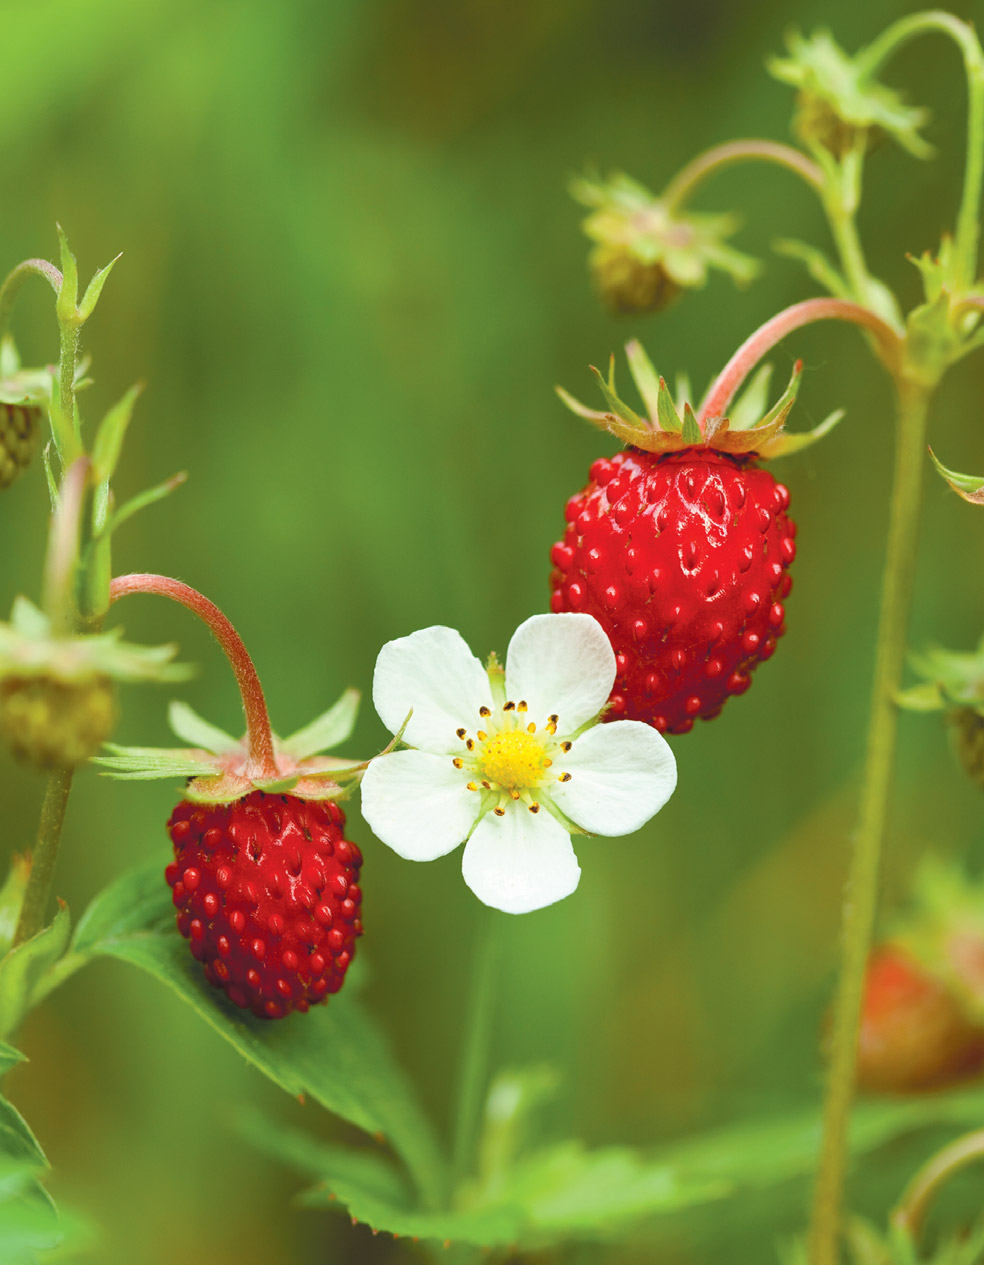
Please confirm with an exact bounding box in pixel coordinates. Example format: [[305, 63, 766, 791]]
[[360, 613, 677, 915]]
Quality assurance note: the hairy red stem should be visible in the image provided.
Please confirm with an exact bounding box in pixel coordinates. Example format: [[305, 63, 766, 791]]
[[697, 298, 902, 424], [109, 573, 277, 775]]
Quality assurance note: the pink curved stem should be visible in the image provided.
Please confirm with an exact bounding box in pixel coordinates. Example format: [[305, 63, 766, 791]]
[[697, 298, 903, 423], [109, 573, 277, 776]]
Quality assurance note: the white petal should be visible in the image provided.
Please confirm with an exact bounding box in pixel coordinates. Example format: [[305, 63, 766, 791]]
[[360, 749, 481, 862], [503, 613, 615, 733], [550, 720, 677, 836], [461, 806, 581, 915], [373, 626, 492, 754]]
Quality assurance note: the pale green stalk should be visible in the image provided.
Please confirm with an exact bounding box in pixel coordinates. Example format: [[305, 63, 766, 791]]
[[856, 11, 984, 288], [891, 1128, 984, 1241], [450, 909, 501, 1191], [808, 380, 932, 1265], [660, 139, 824, 210], [11, 769, 74, 949]]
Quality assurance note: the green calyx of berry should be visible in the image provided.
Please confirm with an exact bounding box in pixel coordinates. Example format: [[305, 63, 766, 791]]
[[768, 29, 931, 161], [0, 596, 190, 768], [94, 688, 370, 804], [905, 239, 984, 386], [571, 171, 759, 315], [557, 339, 843, 459]]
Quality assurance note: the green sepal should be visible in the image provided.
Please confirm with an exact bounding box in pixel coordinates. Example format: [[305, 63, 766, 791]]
[[655, 376, 683, 435], [55, 227, 79, 326], [773, 238, 850, 299], [92, 744, 218, 780], [90, 384, 143, 484], [0, 597, 191, 686], [764, 409, 844, 458], [623, 340, 662, 422], [0, 905, 71, 1040], [929, 449, 984, 504], [280, 688, 361, 760], [167, 700, 237, 753], [680, 404, 702, 445], [77, 252, 122, 323], [108, 471, 186, 535], [590, 358, 644, 430], [553, 385, 609, 427]]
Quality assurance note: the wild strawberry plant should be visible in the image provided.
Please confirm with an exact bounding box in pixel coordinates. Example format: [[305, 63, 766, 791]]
[[2, 11, 984, 1265]]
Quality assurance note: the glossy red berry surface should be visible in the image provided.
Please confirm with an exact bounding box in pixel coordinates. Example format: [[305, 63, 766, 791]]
[[549, 448, 797, 733], [166, 791, 363, 1020]]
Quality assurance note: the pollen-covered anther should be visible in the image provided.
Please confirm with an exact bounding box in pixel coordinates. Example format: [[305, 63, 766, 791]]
[[479, 706, 491, 718], [466, 781, 479, 792], [560, 741, 572, 753], [456, 727, 467, 739], [493, 806, 506, 816], [559, 772, 572, 782], [477, 730, 488, 742], [526, 722, 536, 734], [503, 701, 516, 712], [452, 758, 464, 769], [528, 803, 540, 814], [517, 700, 528, 712]]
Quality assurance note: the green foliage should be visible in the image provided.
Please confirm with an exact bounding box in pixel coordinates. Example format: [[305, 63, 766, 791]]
[[68, 862, 447, 1205], [0, 907, 70, 1040]]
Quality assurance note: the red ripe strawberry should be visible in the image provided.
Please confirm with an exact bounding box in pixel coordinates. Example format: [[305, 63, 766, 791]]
[[166, 792, 363, 1020], [857, 945, 984, 1093], [550, 447, 795, 733], [551, 344, 832, 732]]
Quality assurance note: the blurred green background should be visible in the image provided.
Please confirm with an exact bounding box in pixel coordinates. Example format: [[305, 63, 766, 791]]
[[2, 0, 984, 1260]]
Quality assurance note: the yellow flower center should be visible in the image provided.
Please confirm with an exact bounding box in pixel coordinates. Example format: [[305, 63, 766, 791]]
[[480, 730, 548, 791]]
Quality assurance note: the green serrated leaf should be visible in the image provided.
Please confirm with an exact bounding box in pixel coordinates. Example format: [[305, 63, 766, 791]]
[[69, 862, 447, 1205], [681, 404, 702, 445], [77, 252, 122, 323], [280, 689, 361, 760], [90, 384, 142, 484], [237, 1107, 412, 1207], [167, 701, 237, 754], [0, 907, 71, 1040], [656, 377, 683, 435], [929, 449, 984, 504]]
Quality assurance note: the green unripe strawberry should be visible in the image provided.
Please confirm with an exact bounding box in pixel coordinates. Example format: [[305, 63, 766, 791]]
[[0, 674, 115, 768], [0, 402, 39, 489]]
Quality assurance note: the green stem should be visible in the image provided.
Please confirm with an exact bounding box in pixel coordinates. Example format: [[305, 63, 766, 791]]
[[12, 768, 74, 948], [0, 259, 62, 339], [661, 138, 824, 211], [822, 146, 874, 308], [808, 378, 932, 1265], [450, 908, 501, 1193], [891, 1128, 984, 1243], [856, 11, 984, 289]]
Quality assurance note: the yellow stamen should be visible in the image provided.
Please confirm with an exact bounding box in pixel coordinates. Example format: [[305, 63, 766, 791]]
[[479, 728, 548, 791]]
